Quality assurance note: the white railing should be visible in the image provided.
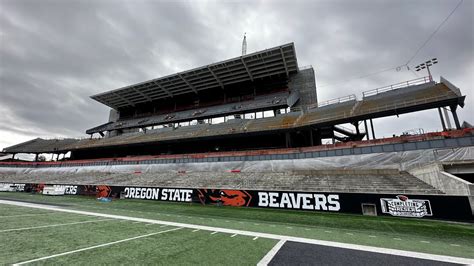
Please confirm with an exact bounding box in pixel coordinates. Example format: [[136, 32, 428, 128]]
[[298, 65, 313, 71], [317, 94, 356, 108], [363, 76, 432, 98]]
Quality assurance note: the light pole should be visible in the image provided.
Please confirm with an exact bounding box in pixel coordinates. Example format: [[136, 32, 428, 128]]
[[415, 58, 438, 82]]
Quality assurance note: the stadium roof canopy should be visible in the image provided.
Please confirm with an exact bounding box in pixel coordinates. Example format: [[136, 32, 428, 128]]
[[91, 43, 299, 110]]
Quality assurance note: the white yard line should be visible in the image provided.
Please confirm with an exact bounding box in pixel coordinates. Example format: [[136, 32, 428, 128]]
[[230, 234, 237, 238], [257, 240, 286, 266], [0, 219, 114, 233], [1, 199, 473, 265], [13, 227, 182, 265]]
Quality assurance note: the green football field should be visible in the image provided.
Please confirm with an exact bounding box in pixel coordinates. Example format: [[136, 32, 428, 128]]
[[0, 192, 473, 265]]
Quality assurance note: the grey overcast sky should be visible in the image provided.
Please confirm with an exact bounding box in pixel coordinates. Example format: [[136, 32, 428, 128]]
[[0, 0, 473, 150]]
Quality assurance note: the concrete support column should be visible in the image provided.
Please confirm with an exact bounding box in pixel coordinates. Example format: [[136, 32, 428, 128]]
[[314, 129, 322, 146], [285, 132, 291, 148], [353, 122, 360, 135], [34, 153, 39, 162], [364, 120, 369, 140], [370, 119, 376, 139], [438, 107, 447, 131], [451, 106, 461, 130], [443, 108, 452, 129]]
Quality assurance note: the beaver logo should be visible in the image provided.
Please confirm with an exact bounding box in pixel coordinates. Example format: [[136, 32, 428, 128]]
[[96, 185, 112, 198], [198, 189, 252, 207], [83, 185, 112, 198]]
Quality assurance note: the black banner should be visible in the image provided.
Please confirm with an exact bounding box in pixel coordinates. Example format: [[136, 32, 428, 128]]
[[1, 183, 472, 221]]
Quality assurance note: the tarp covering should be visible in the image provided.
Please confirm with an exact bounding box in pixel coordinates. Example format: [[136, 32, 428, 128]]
[[1, 146, 472, 175]]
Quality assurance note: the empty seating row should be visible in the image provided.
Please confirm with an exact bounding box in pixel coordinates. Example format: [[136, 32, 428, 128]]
[[86, 91, 290, 134], [0, 169, 442, 194]]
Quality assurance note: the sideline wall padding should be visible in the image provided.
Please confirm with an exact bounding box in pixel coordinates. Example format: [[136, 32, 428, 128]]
[[1, 182, 472, 222]]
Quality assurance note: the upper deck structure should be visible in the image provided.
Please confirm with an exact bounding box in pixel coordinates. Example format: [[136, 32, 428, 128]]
[[91, 43, 299, 110], [1, 43, 468, 160]]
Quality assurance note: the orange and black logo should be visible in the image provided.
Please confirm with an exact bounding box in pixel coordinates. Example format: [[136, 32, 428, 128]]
[[96, 185, 112, 198], [197, 189, 252, 207]]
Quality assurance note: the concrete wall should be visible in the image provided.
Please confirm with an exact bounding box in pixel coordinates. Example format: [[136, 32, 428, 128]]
[[107, 109, 121, 137], [409, 163, 473, 195], [108, 109, 120, 122], [288, 68, 317, 108], [410, 163, 474, 215]]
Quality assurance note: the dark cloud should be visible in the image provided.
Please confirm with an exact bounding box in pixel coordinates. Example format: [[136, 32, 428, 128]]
[[0, 0, 472, 149]]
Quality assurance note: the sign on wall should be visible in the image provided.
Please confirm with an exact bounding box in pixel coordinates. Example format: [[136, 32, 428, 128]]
[[380, 195, 433, 218], [0, 182, 471, 221]]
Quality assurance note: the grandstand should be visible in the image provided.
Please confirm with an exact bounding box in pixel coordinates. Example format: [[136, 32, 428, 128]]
[[1, 43, 473, 221]]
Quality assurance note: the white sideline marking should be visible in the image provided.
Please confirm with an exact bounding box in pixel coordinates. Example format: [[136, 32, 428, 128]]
[[13, 227, 182, 265], [211, 231, 218, 235], [1, 199, 473, 265], [257, 240, 286, 266], [231, 234, 237, 238], [0, 219, 114, 233], [253, 237, 259, 240], [192, 229, 200, 232]]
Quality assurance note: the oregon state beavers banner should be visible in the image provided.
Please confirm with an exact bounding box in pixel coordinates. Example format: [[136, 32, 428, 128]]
[[0, 182, 472, 221]]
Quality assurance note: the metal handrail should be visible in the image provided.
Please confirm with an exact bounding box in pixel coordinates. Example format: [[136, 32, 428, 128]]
[[359, 93, 454, 115], [316, 94, 357, 108], [298, 65, 313, 71], [363, 76, 432, 98]]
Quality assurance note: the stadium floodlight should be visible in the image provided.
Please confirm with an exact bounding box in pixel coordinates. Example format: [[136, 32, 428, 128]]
[[415, 58, 438, 82]]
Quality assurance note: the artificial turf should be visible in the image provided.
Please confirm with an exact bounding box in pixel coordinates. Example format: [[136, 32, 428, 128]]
[[0, 206, 276, 265], [1, 192, 473, 259]]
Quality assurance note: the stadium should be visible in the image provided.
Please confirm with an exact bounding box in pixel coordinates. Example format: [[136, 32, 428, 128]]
[[1, 42, 473, 264]]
